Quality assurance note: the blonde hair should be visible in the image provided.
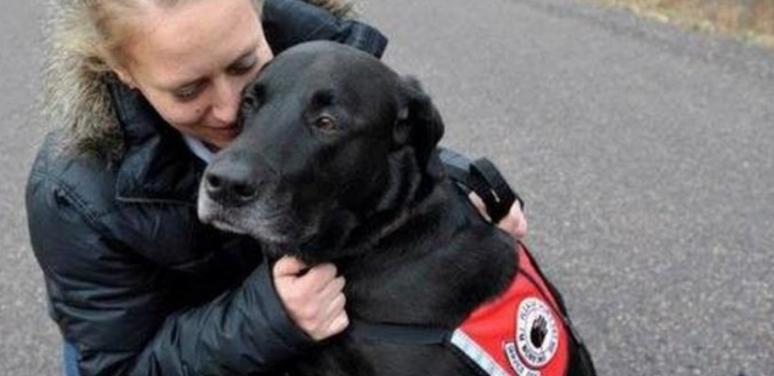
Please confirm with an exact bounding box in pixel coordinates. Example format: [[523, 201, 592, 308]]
[[43, 0, 353, 159], [65, 0, 353, 73], [84, 0, 266, 72]]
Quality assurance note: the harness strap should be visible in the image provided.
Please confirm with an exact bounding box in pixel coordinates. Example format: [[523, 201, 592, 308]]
[[471, 158, 521, 210], [346, 320, 451, 345], [439, 149, 523, 223]]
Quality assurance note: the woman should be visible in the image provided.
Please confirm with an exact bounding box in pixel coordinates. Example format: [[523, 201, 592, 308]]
[[27, 0, 528, 374]]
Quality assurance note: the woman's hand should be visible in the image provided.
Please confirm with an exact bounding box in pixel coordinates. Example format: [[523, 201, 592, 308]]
[[273, 256, 349, 341], [468, 192, 528, 239]]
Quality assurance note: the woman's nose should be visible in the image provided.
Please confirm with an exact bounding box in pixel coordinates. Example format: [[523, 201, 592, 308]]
[[210, 77, 245, 125]]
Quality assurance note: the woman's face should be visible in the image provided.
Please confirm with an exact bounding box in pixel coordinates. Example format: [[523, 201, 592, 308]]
[[115, 0, 273, 149]]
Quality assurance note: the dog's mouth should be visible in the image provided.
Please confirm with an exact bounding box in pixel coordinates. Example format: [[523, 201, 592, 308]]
[[196, 178, 361, 264], [208, 217, 249, 236], [197, 191, 318, 246]]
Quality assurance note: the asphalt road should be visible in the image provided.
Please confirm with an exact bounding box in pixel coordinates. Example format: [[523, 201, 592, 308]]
[[1, 0, 773, 375]]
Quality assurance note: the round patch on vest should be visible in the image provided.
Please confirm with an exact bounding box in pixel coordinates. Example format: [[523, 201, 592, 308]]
[[515, 297, 559, 369]]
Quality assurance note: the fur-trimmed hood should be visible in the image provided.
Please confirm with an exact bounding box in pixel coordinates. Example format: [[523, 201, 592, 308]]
[[41, 0, 358, 162]]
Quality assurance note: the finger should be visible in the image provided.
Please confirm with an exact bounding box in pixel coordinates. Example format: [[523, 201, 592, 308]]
[[322, 293, 347, 320], [273, 256, 309, 278], [300, 263, 338, 291], [497, 203, 527, 239], [325, 311, 350, 337], [468, 192, 492, 222], [305, 276, 345, 310], [315, 276, 346, 304], [497, 214, 517, 234], [513, 204, 528, 237], [300, 280, 345, 327]]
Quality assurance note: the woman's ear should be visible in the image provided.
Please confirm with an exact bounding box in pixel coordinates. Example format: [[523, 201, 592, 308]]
[[396, 75, 445, 170]]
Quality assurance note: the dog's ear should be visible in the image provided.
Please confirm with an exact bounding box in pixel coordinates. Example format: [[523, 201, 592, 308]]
[[395, 76, 445, 171]]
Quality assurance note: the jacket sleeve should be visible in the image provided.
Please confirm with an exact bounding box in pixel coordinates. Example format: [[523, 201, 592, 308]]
[[262, 0, 388, 57], [124, 263, 312, 376], [26, 171, 313, 376]]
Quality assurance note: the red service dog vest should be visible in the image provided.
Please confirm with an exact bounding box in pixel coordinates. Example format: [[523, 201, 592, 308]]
[[449, 243, 570, 376]]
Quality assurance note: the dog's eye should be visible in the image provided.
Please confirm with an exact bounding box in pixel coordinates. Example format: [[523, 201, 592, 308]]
[[314, 116, 337, 131], [242, 84, 265, 110], [242, 96, 258, 109]]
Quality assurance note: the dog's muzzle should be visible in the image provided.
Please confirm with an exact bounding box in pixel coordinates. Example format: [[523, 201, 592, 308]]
[[202, 160, 261, 209], [197, 159, 314, 245], [197, 157, 264, 235]]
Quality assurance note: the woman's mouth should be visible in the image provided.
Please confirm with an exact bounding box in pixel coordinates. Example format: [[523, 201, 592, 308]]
[[215, 124, 242, 134]]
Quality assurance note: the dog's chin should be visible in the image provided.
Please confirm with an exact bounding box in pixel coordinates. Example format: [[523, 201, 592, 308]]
[[247, 224, 314, 247], [209, 219, 249, 235], [261, 235, 330, 264], [266, 208, 362, 264], [199, 195, 317, 245]]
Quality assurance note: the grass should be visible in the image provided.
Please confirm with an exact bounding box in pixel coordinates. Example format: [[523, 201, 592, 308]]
[[596, 0, 774, 47]]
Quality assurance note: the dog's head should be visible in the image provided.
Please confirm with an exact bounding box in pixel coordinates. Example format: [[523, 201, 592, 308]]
[[197, 41, 444, 260]]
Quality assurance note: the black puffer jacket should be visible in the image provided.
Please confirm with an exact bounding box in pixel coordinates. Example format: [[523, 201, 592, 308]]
[[29, 0, 516, 375], [27, 1, 389, 375]]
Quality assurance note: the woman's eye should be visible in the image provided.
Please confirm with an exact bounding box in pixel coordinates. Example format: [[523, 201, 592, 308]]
[[232, 63, 256, 75], [229, 57, 258, 75], [314, 116, 337, 131], [174, 84, 203, 101]]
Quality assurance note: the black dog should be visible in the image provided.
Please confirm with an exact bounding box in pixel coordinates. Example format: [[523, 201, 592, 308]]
[[198, 41, 594, 376]]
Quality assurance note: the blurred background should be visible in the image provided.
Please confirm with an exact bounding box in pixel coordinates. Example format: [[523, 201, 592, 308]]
[[1, 0, 773, 374]]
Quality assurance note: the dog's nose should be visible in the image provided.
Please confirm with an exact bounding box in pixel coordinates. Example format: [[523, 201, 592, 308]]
[[203, 165, 259, 207]]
